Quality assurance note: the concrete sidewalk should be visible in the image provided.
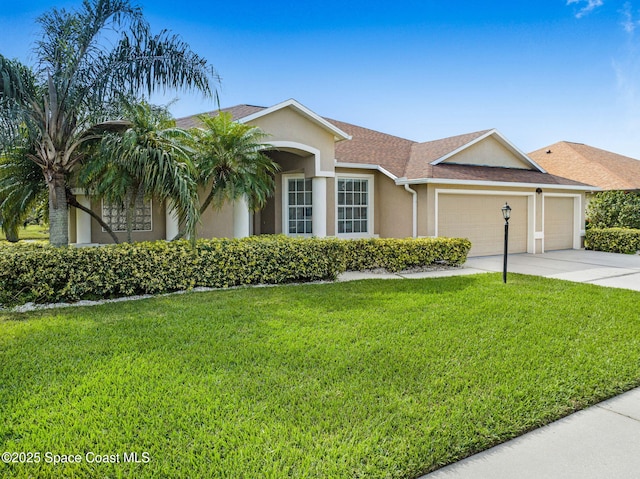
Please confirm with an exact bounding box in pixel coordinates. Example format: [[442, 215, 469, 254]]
[[338, 249, 640, 478], [339, 249, 640, 292], [466, 249, 640, 292], [421, 388, 640, 479]]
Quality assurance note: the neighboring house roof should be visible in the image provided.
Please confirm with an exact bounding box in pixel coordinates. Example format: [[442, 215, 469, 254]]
[[529, 141, 640, 191], [177, 101, 590, 189]]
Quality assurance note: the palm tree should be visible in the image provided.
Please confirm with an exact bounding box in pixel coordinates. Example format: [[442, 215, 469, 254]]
[[0, 144, 48, 242], [0, 0, 216, 246], [172, 112, 279, 240], [77, 100, 199, 243]]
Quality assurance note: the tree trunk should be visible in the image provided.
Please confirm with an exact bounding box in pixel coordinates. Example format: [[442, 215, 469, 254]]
[[5, 226, 19, 243], [125, 186, 140, 243], [47, 171, 69, 247], [66, 193, 120, 244]]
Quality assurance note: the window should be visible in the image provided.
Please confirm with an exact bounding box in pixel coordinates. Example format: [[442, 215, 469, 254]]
[[285, 177, 312, 235], [337, 176, 372, 236], [102, 191, 152, 232]]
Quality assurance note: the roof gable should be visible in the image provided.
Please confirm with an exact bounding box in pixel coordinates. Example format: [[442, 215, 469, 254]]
[[403, 129, 545, 180], [176, 100, 351, 142], [239, 99, 351, 141]]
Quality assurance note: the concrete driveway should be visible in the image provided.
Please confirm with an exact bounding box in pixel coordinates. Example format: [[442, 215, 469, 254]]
[[465, 249, 640, 291]]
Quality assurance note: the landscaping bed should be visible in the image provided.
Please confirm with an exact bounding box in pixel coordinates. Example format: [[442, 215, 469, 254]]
[[0, 236, 470, 307]]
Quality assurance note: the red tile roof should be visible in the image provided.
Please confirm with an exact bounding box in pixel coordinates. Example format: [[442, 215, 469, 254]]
[[529, 141, 640, 190]]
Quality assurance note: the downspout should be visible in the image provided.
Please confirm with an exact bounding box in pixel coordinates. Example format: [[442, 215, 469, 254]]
[[404, 184, 418, 238]]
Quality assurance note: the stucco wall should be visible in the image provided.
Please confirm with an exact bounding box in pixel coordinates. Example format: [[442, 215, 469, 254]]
[[442, 136, 532, 169], [90, 197, 166, 244], [247, 107, 336, 174], [197, 199, 234, 239]]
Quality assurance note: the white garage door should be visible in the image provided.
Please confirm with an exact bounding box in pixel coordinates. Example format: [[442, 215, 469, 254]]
[[438, 194, 529, 256], [544, 196, 574, 251]]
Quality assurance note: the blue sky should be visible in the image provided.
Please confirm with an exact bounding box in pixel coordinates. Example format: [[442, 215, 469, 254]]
[[2, 0, 640, 157]]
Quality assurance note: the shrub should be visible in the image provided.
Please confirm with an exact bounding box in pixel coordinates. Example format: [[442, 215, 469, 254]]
[[0, 236, 471, 306], [584, 228, 640, 254], [340, 237, 471, 272], [586, 191, 640, 229]]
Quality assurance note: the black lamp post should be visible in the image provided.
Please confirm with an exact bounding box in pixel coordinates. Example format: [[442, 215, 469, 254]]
[[502, 203, 511, 284]]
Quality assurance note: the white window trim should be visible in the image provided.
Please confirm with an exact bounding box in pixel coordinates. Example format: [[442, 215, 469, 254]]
[[101, 196, 153, 233], [335, 173, 375, 238], [282, 173, 314, 237]]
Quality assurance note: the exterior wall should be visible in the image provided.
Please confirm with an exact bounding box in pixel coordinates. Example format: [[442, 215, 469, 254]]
[[247, 107, 336, 175], [442, 136, 532, 169], [68, 207, 77, 243], [415, 184, 429, 237], [197, 200, 235, 238], [375, 172, 412, 238], [90, 197, 166, 244]]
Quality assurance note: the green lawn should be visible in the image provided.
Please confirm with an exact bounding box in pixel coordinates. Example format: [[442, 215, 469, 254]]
[[0, 224, 49, 242], [1, 274, 640, 478]]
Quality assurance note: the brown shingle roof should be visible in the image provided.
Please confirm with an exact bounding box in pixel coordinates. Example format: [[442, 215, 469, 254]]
[[328, 118, 415, 178], [428, 164, 587, 185], [529, 141, 640, 190], [174, 104, 590, 187], [404, 130, 492, 179], [175, 105, 266, 129]]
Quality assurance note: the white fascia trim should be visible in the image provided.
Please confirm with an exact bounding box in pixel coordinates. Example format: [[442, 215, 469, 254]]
[[238, 99, 352, 141], [395, 177, 591, 191], [334, 161, 398, 181], [429, 129, 546, 173]]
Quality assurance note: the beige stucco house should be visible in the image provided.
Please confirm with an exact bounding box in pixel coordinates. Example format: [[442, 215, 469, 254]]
[[70, 99, 591, 256]]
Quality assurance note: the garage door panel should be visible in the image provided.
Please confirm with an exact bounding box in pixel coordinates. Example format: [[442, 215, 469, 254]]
[[544, 196, 574, 251], [438, 194, 528, 256]]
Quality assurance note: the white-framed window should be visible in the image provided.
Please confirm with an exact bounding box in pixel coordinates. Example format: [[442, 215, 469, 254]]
[[336, 174, 374, 237], [283, 174, 313, 236], [101, 191, 153, 232]]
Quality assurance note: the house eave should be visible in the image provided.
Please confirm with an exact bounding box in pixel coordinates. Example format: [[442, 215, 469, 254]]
[[395, 177, 596, 191], [334, 161, 398, 181]]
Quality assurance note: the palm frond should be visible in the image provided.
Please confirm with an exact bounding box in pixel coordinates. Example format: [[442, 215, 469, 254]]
[[0, 146, 47, 238], [193, 112, 279, 212]]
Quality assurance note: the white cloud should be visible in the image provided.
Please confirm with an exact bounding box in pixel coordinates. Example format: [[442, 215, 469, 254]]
[[621, 2, 640, 33], [567, 0, 604, 18]]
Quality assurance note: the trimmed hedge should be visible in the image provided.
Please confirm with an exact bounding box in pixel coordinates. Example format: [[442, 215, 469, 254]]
[[0, 236, 471, 306], [585, 228, 640, 254], [341, 237, 470, 272]]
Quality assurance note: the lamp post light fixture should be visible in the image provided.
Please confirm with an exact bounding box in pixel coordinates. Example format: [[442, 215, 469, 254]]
[[502, 203, 511, 283]]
